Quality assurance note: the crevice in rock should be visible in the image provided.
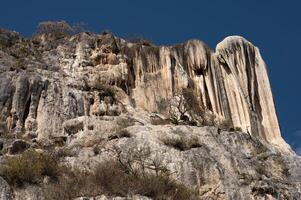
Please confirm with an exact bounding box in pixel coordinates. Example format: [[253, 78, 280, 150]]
[[22, 96, 31, 123], [170, 55, 176, 95], [203, 80, 213, 112], [194, 68, 204, 76]]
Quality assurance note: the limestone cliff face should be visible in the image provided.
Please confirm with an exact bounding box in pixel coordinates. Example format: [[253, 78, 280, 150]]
[[0, 29, 285, 149], [123, 36, 282, 146], [0, 27, 301, 200]]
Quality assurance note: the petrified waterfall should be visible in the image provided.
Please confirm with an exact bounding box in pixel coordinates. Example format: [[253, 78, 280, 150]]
[[122, 36, 283, 146], [0, 30, 286, 148]]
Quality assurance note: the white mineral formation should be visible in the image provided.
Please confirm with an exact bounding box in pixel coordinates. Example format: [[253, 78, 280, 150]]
[[0, 30, 289, 151], [0, 27, 300, 200], [125, 36, 286, 149]]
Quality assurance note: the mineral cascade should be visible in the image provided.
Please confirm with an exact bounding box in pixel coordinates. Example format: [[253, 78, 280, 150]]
[[0, 25, 300, 199]]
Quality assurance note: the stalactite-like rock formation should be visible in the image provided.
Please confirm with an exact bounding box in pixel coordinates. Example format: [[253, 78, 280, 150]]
[[0, 29, 287, 150], [120, 36, 285, 148], [1, 27, 301, 200]]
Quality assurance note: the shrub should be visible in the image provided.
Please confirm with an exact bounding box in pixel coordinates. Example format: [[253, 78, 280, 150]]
[[43, 159, 199, 200], [0, 41, 7, 49], [150, 117, 170, 125], [156, 99, 169, 113], [72, 22, 89, 34], [182, 88, 204, 117], [125, 36, 153, 46], [168, 88, 213, 126], [108, 129, 131, 141], [116, 117, 135, 130], [117, 129, 131, 138], [282, 167, 290, 177], [53, 147, 74, 158], [93, 83, 117, 102], [43, 168, 99, 200], [93, 160, 199, 200], [161, 136, 202, 151], [36, 21, 73, 38], [0, 131, 14, 139], [0, 150, 60, 186], [234, 127, 242, 131], [217, 119, 232, 131], [228, 126, 243, 132]]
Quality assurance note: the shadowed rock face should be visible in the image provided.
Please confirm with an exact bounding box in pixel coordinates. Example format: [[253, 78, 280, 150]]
[[0, 31, 285, 149]]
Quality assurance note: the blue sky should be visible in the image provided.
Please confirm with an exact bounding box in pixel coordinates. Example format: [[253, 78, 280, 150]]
[[1, 0, 300, 153]]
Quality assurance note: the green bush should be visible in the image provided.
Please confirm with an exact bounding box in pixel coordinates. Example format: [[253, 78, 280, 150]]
[[0, 150, 60, 186]]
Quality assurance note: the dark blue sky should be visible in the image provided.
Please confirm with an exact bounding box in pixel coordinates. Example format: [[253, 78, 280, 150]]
[[1, 0, 300, 152]]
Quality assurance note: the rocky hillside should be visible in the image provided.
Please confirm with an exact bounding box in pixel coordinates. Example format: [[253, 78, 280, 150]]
[[0, 22, 300, 200]]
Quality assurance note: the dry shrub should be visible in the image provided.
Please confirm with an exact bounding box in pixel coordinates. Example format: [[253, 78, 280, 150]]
[[93, 83, 117, 102], [107, 118, 135, 140], [53, 147, 74, 158], [228, 127, 243, 132], [182, 88, 204, 117], [36, 21, 73, 37], [43, 168, 99, 200], [3, 144, 199, 199], [117, 129, 131, 138], [116, 117, 135, 130], [108, 129, 131, 141], [43, 159, 199, 200], [168, 88, 213, 126], [93, 160, 199, 200], [217, 119, 232, 130], [161, 136, 202, 151], [150, 117, 170, 125], [125, 36, 153, 46], [0, 150, 60, 186]]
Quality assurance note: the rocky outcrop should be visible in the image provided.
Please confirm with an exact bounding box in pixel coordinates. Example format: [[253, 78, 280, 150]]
[[120, 37, 285, 149], [0, 25, 299, 199], [0, 177, 12, 200], [0, 30, 286, 150], [2, 121, 299, 200]]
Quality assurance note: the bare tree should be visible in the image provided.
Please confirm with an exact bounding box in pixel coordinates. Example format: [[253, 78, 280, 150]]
[[169, 92, 189, 124], [109, 145, 170, 177], [168, 88, 219, 126], [168, 88, 204, 125]]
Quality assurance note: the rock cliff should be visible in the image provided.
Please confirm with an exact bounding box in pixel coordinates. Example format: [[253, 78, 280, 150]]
[[0, 25, 300, 199], [0, 29, 286, 148]]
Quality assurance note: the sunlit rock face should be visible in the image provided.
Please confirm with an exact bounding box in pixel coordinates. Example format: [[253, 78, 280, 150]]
[[1, 27, 301, 200], [0, 29, 286, 149], [120, 36, 284, 148]]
